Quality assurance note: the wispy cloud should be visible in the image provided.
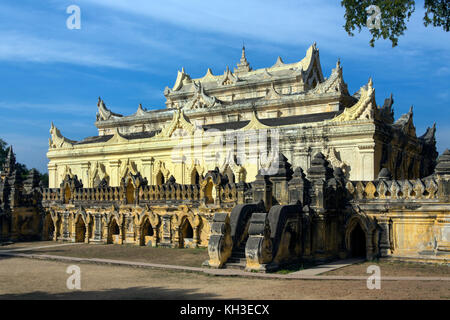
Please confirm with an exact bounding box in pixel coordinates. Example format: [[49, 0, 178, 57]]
[[0, 31, 136, 69]]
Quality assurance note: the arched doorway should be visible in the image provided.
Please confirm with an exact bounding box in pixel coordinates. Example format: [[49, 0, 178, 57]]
[[350, 223, 366, 258], [126, 180, 135, 204], [75, 217, 86, 243], [141, 219, 154, 246], [180, 218, 194, 248], [43, 214, 55, 240], [156, 171, 165, 185], [64, 185, 71, 204], [108, 219, 121, 244], [204, 180, 214, 204], [191, 169, 200, 185]]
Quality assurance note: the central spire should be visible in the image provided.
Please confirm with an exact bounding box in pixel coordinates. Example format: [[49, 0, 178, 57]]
[[234, 45, 251, 74]]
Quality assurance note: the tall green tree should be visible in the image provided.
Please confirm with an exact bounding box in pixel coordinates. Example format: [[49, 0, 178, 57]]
[[341, 0, 449, 47]]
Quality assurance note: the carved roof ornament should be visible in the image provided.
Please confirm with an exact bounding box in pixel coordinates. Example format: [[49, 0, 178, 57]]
[[272, 56, 285, 68], [310, 59, 349, 95], [435, 149, 450, 176], [120, 158, 138, 178], [234, 45, 252, 74], [96, 97, 123, 121], [106, 128, 129, 144], [379, 93, 394, 124], [419, 123, 436, 145], [330, 78, 378, 122], [263, 83, 283, 100], [2, 146, 16, 173], [220, 66, 241, 85], [172, 67, 192, 91], [262, 68, 273, 79], [200, 68, 217, 82], [393, 106, 416, 137], [184, 82, 222, 110], [157, 109, 199, 138], [241, 110, 271, 131], [324, 147, 349, 175], [49, 122, 75, 149], [133, 104, 147, 117]]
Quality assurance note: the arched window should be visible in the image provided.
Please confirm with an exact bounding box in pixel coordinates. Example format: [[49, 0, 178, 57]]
[[75, 217, 86, 243], [205, 179, 214, 204], [350, 223, 366, 258], [64, 185, 71, 204], [126, 180, 135, 204], [156, 171, 165, 185], [191, 168, 200, 185]]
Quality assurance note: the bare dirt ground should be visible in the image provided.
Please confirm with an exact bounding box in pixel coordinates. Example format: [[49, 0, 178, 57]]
[[325, 260, 450, 277], [0, 241, 209, 267], [0, 241, 56, 250], [0, 257, 449, 300]]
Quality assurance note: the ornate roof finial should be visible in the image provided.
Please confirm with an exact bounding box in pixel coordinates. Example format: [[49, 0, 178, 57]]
[[368, 77, 373, 88], [2, 145, 16, 176], [234, 44, 251, 74], [241, 45, 247, 63]]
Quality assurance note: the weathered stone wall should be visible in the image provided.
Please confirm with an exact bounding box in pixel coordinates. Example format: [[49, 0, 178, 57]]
[[206, 150, 450, 271]]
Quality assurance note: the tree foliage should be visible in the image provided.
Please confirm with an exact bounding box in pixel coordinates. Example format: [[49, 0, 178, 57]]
[[341, 0, 449, 47]]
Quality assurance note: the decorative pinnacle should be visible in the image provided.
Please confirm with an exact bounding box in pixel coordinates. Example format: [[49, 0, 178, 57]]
[[368, 77, 373, 88], [235, 44, 251, 73], [241, 45, 247, 63]]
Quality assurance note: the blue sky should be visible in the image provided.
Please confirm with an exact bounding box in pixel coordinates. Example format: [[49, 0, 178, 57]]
[[0, 0, 449, 173]]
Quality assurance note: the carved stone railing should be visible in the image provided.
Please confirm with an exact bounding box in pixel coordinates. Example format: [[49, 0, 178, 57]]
[[204, 212, 233, 268], [42, 188, 61, 201], [42, 181, 247, 207], [345, 177, 439, 201], [245, 203, 303, 272]]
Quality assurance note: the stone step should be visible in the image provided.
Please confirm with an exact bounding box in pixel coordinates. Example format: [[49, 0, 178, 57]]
[[224, 262, 246, 270], [227, 257, 246, 264], [230, 251, 246, 258]]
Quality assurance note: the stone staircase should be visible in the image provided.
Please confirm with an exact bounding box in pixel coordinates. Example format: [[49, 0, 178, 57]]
[[224, 244, 246, 269]]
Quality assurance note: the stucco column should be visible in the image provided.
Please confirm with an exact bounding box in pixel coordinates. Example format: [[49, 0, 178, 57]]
[[93, 214, 102, 242], [358, 144, 375, 181], [171, 155, 185, 184], [109, 160, 121, 187], [81, 162, 90, 187], [377, 216, 391, 257], [48, 163, 57, 188], [296, 147, 311, 173], [141, 158, 154, 185]]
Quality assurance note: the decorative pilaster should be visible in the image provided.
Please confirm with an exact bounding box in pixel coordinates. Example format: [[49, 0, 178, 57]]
[[252, 171, 272, 210], [159, 214, 172, 247], [81, 162, 90, 188], [48, 163, 57, 188], [109, 160, 121, 187], [377, 215, 392, 257]]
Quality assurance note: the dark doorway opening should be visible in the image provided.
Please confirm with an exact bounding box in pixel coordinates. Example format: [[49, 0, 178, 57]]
[[350, 223, 366, 258]]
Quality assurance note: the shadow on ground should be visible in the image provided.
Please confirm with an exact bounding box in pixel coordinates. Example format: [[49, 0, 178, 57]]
[[0, 286, 220, 300]]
